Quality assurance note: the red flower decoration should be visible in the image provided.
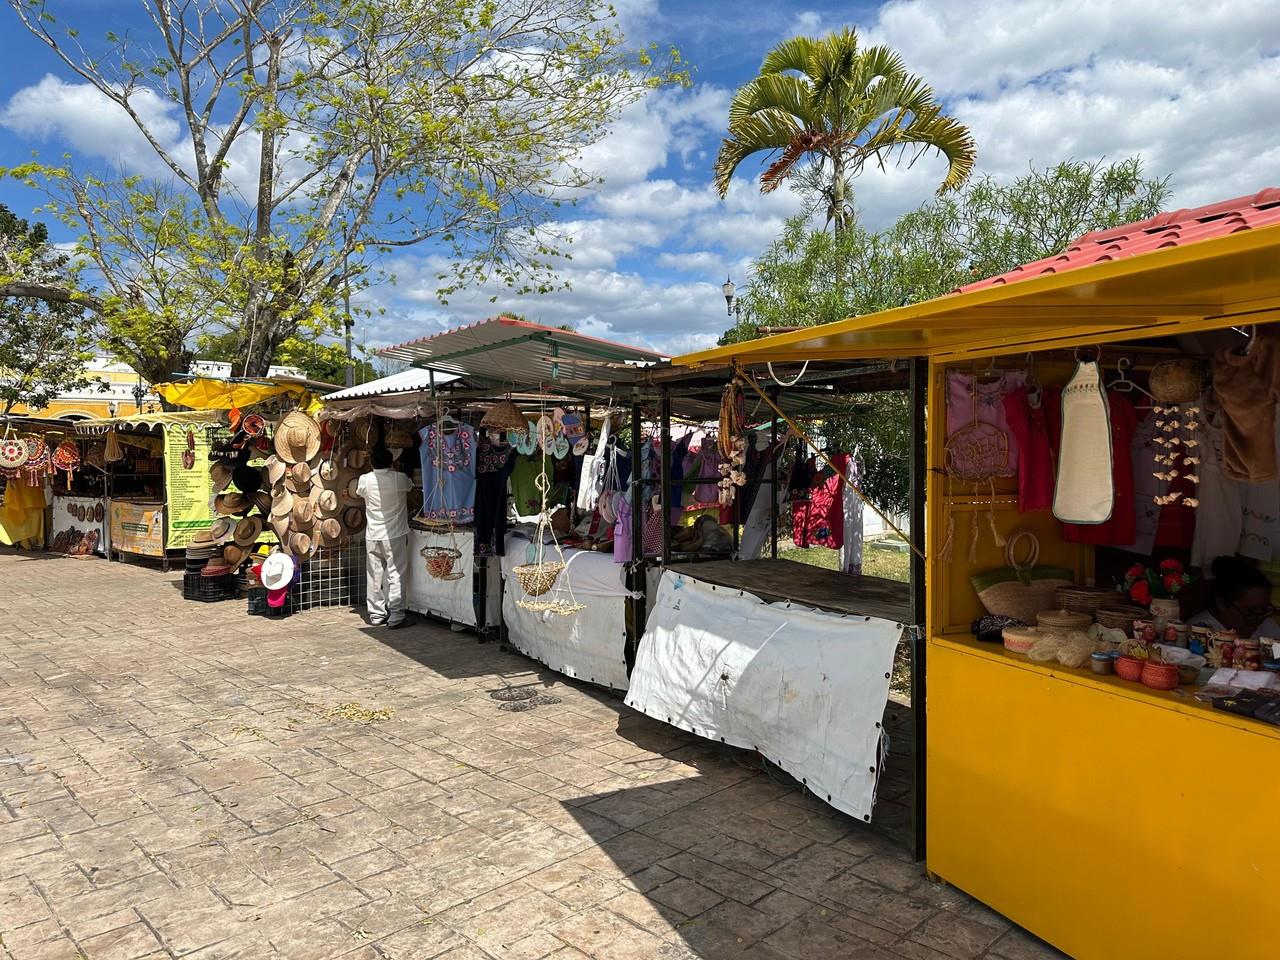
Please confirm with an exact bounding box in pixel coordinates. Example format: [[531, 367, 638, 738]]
[[1130, 580, 1152, 604], [1158, 558, 1184, 574], [1126, 563, 1147, 580], [1162, 573, 1182, 594]]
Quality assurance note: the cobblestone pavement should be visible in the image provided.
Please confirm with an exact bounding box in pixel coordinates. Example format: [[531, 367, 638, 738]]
[[0, 551, 1062, 960]]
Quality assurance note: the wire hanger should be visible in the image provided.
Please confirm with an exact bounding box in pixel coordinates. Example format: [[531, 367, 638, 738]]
[[1109, 357, 1154, 399]]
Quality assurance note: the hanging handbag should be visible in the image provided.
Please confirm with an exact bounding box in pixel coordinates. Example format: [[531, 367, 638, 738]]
[[576, 416, 612, 512], [970, 531, 1075, 623], [641, 496, 665, 557]]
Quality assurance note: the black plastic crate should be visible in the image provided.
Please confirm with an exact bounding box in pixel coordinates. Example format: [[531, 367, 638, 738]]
[[246, 587, 268, 616], [183, 572, 234, 602]]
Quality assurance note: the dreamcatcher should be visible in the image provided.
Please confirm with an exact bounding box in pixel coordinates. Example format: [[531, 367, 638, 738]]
[[941, 379, 1012, 562], [511, 400, 583, 616], [420, 401, 465, 581]]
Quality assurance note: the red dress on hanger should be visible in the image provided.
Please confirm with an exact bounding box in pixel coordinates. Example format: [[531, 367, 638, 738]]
[[1002, 386, 1054, 512], [792, 453, 846, 549]]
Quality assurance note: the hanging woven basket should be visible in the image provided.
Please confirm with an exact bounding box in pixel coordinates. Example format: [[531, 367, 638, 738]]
[[481, 399, 530, 432], [513, 560, 564, 597], [1149, 359, 1204, 404], [421, 544, 464, 581]]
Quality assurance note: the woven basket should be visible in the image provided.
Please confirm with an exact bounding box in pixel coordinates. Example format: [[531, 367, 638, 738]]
[[513, 561, 564, 597], [1149, 359, 1204, 404], [421, 545, 463, 581], [1036, 609, 1093, 632], [1055, 586, 1120, 616], [1096, 604, 1150, 631], [1002, 625, 1042, 654], [970, 532, 1074, 623], [481, 399, 530, 432]]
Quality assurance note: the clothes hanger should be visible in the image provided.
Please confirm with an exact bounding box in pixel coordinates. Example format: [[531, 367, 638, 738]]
[[1109, 357, 1155, 399]]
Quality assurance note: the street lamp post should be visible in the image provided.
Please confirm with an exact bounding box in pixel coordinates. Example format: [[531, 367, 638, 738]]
[[722, 276, 741, 318]]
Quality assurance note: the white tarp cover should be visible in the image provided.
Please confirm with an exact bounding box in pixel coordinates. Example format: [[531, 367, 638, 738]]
[[501, 586, 629, 692], [626, 569, 903, 821], [407, 529, 499, 627]]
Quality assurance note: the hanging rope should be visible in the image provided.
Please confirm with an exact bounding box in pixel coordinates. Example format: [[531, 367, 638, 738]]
[[766, 360, 809, 388], [732, 361, 925, 562]]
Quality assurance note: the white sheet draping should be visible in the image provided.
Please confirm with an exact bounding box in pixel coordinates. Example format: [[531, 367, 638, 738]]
[[625, 569, 902, 821], [500, 586, 630, 692], [406, 528, 499, 627]]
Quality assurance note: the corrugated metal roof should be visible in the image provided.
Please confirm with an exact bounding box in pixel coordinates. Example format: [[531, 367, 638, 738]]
[[958, 187, 1280, 293], [377, 317, 664, 388], [321, 368, 458, 401]]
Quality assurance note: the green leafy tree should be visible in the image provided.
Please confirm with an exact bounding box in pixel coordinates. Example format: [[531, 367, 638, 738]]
[[0, 204, 99, 415], [715, 27, 976, 232], [4, 0, 683, 380], [728, 157, 1172, 513]]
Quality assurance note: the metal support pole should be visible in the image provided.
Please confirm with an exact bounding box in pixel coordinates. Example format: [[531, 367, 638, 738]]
[[659, 390, 671, 565], [769, 392, 779, 560], [908, 356, 929, 863], [627, 397, 645, 671]]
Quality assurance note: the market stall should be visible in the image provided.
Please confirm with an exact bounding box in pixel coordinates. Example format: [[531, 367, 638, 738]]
[[670, 188, 1280, 960]]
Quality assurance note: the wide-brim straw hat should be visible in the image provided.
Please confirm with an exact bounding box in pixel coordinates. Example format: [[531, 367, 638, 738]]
[[274, 410, 322, 464], [385, 426, 415, 449], [250, 489, 273, 516], [481, 399, 529, 432], [264, 455, 287, 485], [210, 460, 234, 493], [223, 542, 251, 572], [209, 518, 233, 541], [289, 461, 311, 486], [288, 531, 313, 558], [341, 504, 365, 534], [317, 458, 339, 482], [270, 516, 291, 543], [345, 447, 370, 471], [312, 487, 340, 515], [317, 517, 342, 544], [342, 477, 362, 504], [292, 498, 315, 529], [214, 492, 248, 516], [271, 487, 295, 519], [233, 515, 263, 547]]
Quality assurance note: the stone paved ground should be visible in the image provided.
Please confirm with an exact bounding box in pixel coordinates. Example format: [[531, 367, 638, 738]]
[[0, 551, 1063, 960]]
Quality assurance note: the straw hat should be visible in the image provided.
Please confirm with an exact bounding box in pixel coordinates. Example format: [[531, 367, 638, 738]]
[[264, 455, 287, 485], [210, 461, 234, 493], [250, 489, 272, 516], [345, 448, 370, 470], [260, 551, 295, 590], [274, 410, 322, 464], [223, 542, 251, 572], [233, 515, 263, 547], [209, 518, 233, 541], [317, 517, 342, 545], [312, 487, 340, 515], [385, 426, 415, 450], [318, 459, 338, 482], [191, 528, 214, 546], [288, 461, 311, 486], [83, 442, 106, 471], [214, 492, 248, 516], [342, 476, 363, 504], [291, 498, 315, 529], [288, 531, 313, 558], [342, 504, 366, 534], [271, 487, 295, 519], [480, 399, 529, 432], [270, 516, 291, 543]]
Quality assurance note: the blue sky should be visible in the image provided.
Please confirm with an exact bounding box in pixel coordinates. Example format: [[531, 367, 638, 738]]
[[2, 0, 1278, 358]]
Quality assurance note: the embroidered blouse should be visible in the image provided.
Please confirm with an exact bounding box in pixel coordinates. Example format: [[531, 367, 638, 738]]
[[418, 423, 476, 524]]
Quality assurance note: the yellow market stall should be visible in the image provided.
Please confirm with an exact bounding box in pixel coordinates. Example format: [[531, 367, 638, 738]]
[[673, 190, 1280, 960]]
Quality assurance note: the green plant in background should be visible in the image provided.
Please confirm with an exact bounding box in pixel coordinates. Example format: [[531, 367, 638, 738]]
[[714, 27, 976, 233], [4, 0, 686, 381]]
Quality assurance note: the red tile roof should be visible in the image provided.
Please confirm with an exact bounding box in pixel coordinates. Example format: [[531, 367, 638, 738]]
[[956, 187, 1280, 293]]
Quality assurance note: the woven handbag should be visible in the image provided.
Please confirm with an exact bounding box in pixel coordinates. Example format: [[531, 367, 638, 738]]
[[970, 531, 1075, 623]]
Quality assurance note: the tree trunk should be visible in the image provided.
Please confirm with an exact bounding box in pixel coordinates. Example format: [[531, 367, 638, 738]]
[[830, 152, 848, 235]]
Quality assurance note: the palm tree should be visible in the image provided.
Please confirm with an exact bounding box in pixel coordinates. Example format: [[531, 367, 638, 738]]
[[715, 29, 977, 233]]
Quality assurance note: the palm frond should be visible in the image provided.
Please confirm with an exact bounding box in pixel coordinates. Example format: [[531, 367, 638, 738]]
[[728, 73, 817, 130], [761, 130, 836, 193], [760, 35, 820, 75], [714, 111, 805, 198], [858, 104, 978, 193]]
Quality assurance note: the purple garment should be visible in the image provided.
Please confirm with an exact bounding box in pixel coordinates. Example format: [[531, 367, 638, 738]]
[[419, 423, 476, 524], [946, 370, 1025, 478], [613, 493, 633, 564], [692, 444, 721, 504]]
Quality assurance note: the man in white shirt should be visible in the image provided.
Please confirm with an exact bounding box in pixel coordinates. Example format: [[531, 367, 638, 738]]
[[355, 447, 413, 628]]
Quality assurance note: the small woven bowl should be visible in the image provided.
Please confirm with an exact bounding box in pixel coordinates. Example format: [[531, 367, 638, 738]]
[[1002, 625, 1041, 655], [1116, 655, 1146, 682], [1141, 660, 1180, 691]]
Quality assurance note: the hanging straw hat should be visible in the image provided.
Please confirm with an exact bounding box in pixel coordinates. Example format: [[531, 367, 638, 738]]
[[270, 515, 291, 544], [233, 515, 263, 547], [288, 461, 311, 486], [274, 410, 322, 464], [223, 542, 251, 572], [317, 458, 338, 482], [264, 455, 287, 485], [209, 518, 233, 541], [291, 498, 315, 529], [345, 447, 370, 471], [342, 476, 363, 504], [250, 489, 273, 516], [481, 399, 529, 432], [288, 531, 313, 558], [214, 492, 248, 516], [0, 437, 29, 469], [312, 487, 340, 516], [342, 504, 366, 534], [210, 461, 234, 493], [83, 442, 106, 471], [271, 487, 295, 519], [317, 517, 342, 545]]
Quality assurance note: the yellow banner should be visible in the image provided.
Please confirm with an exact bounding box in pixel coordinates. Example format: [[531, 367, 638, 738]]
[[163, 424, 215, 549], [110, 500, 165, 557]]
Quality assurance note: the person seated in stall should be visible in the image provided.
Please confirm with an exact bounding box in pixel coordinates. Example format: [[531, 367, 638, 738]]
[[1186, 555, 1280, 639]]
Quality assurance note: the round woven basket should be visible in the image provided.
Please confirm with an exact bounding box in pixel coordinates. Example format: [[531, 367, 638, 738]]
[[1054, 586, 1120, 616], [421, 545, 463, 580], [1002, 625, 1042, 654], [1149, 359, 1204, 404], [513, 561, 564, 597], [1095, 604, 1150, 631], [1036, 609, 1093, 632], [481, 399, 530, 432]]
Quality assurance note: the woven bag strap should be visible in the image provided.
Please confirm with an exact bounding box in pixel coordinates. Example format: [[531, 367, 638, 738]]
[[1005, 530, 1039, 572]]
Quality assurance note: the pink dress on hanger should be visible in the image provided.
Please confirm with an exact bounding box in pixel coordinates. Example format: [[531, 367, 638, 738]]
[[947, 370, 1026, 478]]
